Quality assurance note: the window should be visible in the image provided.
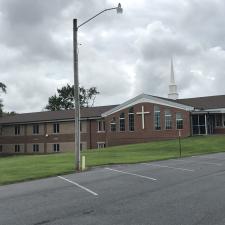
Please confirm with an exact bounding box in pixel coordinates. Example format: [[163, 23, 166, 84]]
[[119, 112, 125, 131], [0, 145, 2, 153], [98, 120, 105, 132], [215, 114, 222, 127], [110, 117, 116, 132], [33, 144, 39, 152], [154, 106, 161, 130], [53, 144, 60, 152], [53, 123, 60, 133], [128, 107, 134, 131], [176, 113, 183, 129], [33, 124, 39, 134], [97, 142, 106, 149], [15, 144, 20, 153], [80, 121, 87, 133], [165, 110, 172, 129], [15, 125, 20, 135]]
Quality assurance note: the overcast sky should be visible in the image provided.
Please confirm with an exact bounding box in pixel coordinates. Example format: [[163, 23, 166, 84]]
[[0, 0, 225, 113]]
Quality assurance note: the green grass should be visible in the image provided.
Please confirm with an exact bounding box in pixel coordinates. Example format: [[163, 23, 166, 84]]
[[0, 135, 225, 185]]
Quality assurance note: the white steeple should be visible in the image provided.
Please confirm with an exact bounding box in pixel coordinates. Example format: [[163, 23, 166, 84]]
[[168, 57, 179, 100]]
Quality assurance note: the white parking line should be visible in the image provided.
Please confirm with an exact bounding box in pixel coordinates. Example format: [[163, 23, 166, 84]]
[[141, 163, 194, 172], [175, 159, 223, 166], [105, 168, 157, 181], [57, 176, 98, 196]]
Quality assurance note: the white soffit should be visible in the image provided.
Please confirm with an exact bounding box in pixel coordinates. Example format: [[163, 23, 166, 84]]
[[206, 108, 225, 113], [102, 94, 194, 117]]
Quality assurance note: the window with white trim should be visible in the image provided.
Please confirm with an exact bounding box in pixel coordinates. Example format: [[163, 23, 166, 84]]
[[176, 113, 183, 129], [33, 144, 39, 152], [165, 110, 172, 130], [15, 144, 20, 153], [154, 106, 161, 130], [119, 112, 125, 131], [128, 107, 134, 131], [97, 120, 105, 132], [33, 124, 39, 134], [15, 125, 20, 135], [97, 142, 106, 149], [110, 117, 116, 132], [53, 123, 60, 133], [215, 114, 223, 127], [80, 121, 87, 133], [53, 144, 60, 152]]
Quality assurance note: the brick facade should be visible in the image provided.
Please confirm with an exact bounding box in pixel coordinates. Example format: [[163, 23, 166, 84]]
[[0, 93, 224, 155], [104, 102, 191, 147]]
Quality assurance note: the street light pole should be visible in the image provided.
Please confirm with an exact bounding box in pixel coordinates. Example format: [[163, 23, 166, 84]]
[[73, 18, 80, 171], [73, 3, 123, 171]]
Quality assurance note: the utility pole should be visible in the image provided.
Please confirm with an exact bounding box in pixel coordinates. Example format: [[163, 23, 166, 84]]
[[73, 18, 80, 171], [73, 4, 123, 171]]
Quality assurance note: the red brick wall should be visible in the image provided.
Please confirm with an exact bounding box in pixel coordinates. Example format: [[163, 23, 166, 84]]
[[0, 102, 192, 152], [85, 120, 107, 149], [104, 102, 191, 147], [214, 128, 225, 134]]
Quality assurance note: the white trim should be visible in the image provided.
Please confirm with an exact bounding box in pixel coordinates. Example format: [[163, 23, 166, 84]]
[[97, 142, 106, 149], [205, 108, 225, 113], [97, 120, 105, 132], [102, 93, 194, 117]]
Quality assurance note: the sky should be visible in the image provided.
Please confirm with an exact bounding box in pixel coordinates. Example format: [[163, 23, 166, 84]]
[[0, 0, 225, 113]]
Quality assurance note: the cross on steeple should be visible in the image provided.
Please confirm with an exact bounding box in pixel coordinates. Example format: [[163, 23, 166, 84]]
[[136, 106, 150, 129]]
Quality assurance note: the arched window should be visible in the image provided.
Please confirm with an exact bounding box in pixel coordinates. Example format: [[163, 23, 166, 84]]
[[128, 107, 134, 131], [119, 112, 125, 131]]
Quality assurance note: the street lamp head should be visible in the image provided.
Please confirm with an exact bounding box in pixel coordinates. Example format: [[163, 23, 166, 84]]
[[117, 3, 123, 14]]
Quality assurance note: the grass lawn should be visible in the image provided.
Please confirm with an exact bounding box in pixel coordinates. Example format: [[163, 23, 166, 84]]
[[0, 135, 225, 185]]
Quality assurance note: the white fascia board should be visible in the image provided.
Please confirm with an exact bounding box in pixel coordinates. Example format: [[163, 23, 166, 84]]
[[101, 93, 194, 117], [191, 108, 225, 114], [205, 108, 225, 113]]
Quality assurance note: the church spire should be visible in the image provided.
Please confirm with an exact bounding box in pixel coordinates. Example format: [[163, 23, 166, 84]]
[[168, 57, 179, 100], [170, 57, 175, 84]]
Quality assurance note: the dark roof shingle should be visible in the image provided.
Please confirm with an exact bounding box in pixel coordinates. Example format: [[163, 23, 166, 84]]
[[0, 105, 118, 125], [176, 95, 225, 110]]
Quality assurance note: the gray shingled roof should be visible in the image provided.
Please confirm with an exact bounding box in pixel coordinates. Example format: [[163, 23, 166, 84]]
[[177, 95, 225, 110], [0, 105, 118, 125], [1, 94, 225, 125], [153, 94, 225, 110]]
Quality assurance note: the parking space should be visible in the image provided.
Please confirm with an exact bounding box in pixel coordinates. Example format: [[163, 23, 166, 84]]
[[1, 152, 225, 225]]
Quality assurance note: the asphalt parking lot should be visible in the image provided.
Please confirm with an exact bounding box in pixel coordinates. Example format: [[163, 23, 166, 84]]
[[1, 152, 225, 225]]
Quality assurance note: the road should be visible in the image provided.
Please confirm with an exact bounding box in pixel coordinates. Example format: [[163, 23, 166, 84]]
[[1, 152, 225, 225]]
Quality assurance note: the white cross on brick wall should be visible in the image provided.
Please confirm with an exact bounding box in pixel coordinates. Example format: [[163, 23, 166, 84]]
[[136, 106, 150, 129]]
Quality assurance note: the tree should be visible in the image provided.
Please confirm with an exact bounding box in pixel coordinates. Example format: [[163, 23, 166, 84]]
[[0, 82, 7, 116], [45, 84, 99, 111]]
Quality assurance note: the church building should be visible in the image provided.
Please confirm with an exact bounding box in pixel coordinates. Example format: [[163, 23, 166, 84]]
[[0, 60, 225, 154]]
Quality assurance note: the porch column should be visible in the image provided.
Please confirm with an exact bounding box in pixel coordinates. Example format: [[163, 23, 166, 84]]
[[205, 114, 208, 135]]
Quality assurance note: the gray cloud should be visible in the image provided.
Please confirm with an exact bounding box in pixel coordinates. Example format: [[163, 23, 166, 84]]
[[0, 0, 225, 113]]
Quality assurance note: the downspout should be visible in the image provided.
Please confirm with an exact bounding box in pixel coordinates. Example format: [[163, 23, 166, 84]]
[[190, 112, 193, 136], [89, 119, 92, 149]]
